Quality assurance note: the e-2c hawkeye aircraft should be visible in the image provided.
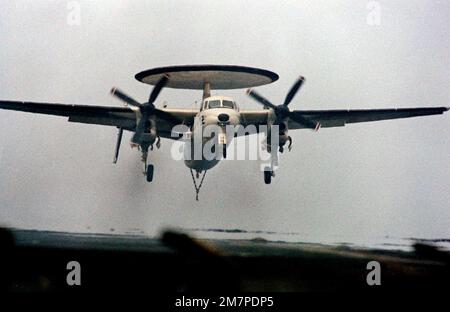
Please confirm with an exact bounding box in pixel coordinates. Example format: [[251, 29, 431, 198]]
[[0, 65, 447, 199]]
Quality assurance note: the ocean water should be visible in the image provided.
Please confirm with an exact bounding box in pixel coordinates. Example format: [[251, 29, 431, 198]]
[[186, 228, 450, 252]]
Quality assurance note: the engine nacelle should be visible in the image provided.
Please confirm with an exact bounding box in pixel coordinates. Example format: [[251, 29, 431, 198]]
[[266, 122, 290, 153], [140, 127, 157, 145]]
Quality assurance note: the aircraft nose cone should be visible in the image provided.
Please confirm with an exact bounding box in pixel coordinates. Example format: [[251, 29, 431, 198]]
[[218, 113, 230, 123]]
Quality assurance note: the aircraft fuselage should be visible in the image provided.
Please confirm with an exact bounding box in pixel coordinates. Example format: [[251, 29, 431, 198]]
[[184, 96, 241, 172]]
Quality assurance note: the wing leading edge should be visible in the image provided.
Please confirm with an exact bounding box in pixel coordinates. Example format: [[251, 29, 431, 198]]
[[288, 107, 449, 129]]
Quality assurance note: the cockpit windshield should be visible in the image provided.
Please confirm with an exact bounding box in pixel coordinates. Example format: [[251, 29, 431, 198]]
[[222, 100, 234, 108], [208, 100, 221, 108], [205, 99, 235, 109]]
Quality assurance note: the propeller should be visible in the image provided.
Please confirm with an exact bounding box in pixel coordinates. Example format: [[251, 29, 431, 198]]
[[246, 76, 319, 130], [111, 75, 169, 144]]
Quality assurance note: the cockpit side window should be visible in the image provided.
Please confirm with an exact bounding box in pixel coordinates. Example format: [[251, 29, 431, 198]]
[[222, 100, 234, 108]]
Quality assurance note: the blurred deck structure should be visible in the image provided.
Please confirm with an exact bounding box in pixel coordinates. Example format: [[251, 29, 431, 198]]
[[0, 228, 449, 292]]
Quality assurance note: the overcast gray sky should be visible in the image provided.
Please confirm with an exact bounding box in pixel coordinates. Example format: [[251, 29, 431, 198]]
[[0, 0, 448, 243]]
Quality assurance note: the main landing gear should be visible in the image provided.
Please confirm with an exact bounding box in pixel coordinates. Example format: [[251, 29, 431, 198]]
[[140, 147, 154, 183], [263, 143, 279, 185], [134, 137, 161, 183], [264, 167, 274, 184], [262, 135, 293, 184]]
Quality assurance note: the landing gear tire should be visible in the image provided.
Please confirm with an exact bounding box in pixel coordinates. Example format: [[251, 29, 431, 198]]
[[264, 167, 272, 184], [222, 144, 227, 159], [146, 164, 154, 182]]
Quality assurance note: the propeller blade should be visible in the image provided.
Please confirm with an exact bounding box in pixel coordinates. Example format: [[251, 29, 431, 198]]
[[132, 112, 149, 143], [113, 127, 123, 164], [148, 75, 169, 104], [246, 89, 277, 110], [288, 111, 319, 130], [111, 87, 142, 108], [283, 76, 305, 106]]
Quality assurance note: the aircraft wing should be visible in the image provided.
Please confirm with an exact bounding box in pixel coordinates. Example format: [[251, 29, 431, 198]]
[[0, 100, 198, 139], [288, 107, 449, 129], [239, 110, 269, 127], [155, 108, 198, 139], [0, 100, 137, 129]]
